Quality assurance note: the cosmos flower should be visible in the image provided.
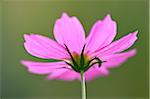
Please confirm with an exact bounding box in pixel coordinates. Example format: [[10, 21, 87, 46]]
[[21, 13, 138, 81]]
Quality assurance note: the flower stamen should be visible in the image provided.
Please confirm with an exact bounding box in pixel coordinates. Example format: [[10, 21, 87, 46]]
[[84, 57, 105, 71], [64, 44, 105, 72]]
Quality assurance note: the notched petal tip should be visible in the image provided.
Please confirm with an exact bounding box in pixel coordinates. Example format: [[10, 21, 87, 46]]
[[61, 12, 79, 20], [21, 60, 31, 67], [23, 34, 30, 41], [21, 60, 26, 65], [132, 30, 138, 37], [129, 49, 137, 56], [106, 14, 111, 18], [61, 12, 70, 18], [131, 31, 138, 42], [21, 60, 33, 73], [99, 67, 110, 76], [23, 33, 36, 42], [103, 14, 117, 25], [104, 14, 113, 20], [95, 20, 101, 24]]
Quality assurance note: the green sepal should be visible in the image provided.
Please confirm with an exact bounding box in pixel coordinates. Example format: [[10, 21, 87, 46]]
[[64, 44, 79, 68], [80, 44, 86, 69]]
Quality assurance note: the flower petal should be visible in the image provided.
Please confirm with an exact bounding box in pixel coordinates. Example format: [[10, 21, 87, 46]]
[[85, 14, 117, 53], [57, 70, 79, 81], [101, 49, 136, 68], [93, 31, 138, 56], [84, 66, 109, 81], [54, 12, 85, 54], [21, 60, 68, 74], [24, 34, 69, 60], [46, 68, 70, 80], [77, 66, 109, 81]]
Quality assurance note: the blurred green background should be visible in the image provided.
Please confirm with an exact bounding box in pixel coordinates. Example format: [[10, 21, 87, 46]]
[[1, 0, 149, 99]]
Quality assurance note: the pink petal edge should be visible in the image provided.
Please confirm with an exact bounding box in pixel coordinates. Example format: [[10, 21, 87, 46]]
[[21, 60, 69, 74], [85, 14, 117, 54], [92, 31, 138, 57], [24, 34, 69, 60], [54, 12, 85, 54], [102, 49, 137, 68]]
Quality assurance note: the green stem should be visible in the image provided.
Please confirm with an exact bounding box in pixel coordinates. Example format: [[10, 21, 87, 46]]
[[80, 71, 87, 99]]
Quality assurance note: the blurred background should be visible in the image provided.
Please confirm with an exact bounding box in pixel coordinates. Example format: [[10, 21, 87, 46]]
[[1, 0, 149, 99]]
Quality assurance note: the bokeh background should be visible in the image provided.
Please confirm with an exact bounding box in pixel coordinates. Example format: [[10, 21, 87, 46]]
[[1, 0, 149, 99]]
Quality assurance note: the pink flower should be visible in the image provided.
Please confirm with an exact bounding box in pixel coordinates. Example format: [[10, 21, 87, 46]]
[[21, 13, 138, 81]]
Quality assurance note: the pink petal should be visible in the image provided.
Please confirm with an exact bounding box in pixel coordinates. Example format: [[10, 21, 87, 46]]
[[46, 68, 70, 80], [57, 70, 79, 81], [24, 34, 69, 60], [54, 12, 85, 54], [77, 66, 109, 81], [21, 60, 68, 74], [101, 49, 136, 68], [85, 14, 117, 53], [93, 31, 138, 56], [85, 66, 109, 81]]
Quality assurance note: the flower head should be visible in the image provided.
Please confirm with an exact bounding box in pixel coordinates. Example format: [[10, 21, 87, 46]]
[[21, 13, 138, 81]]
